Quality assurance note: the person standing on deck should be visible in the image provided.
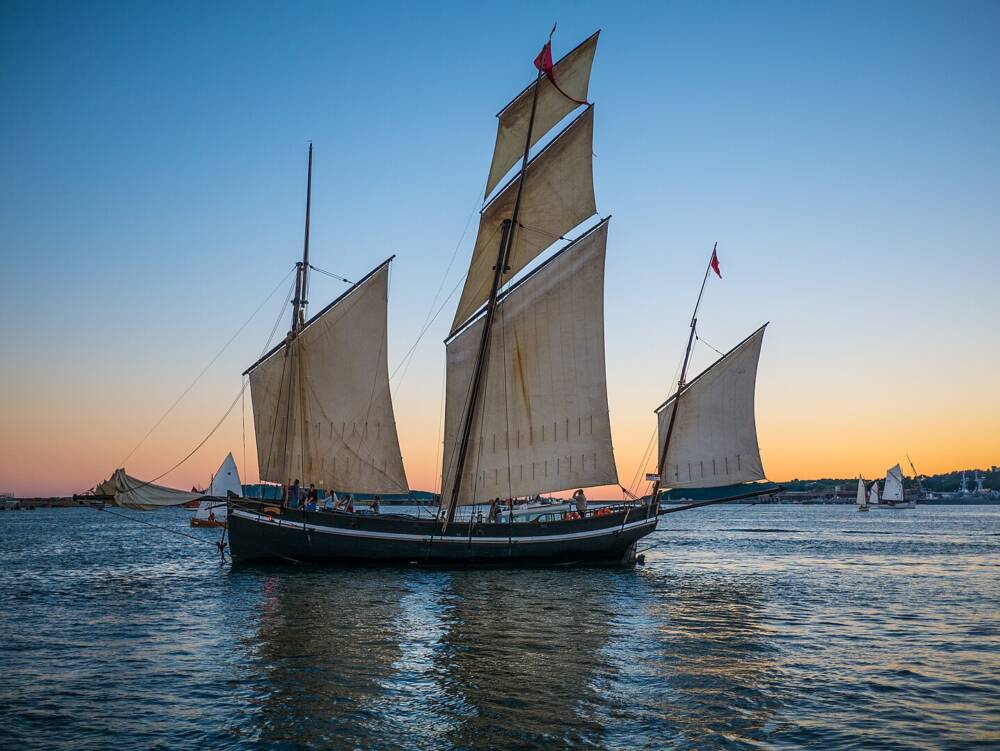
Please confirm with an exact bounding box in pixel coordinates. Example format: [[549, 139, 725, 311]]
[[286, 480, 302, 509], [572, 489, 588, 518]]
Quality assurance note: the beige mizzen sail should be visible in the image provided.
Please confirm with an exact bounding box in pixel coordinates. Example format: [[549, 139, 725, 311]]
[[442, 219, 617, 506], [247, 261, 408, 495], [485, 31, 599, 198], [452, 106, 597, 333], [656, 326, 767, 488]]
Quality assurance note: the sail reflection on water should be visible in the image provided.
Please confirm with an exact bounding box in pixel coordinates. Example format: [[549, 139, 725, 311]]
[[431, 570, 618, 748], [248, 572, 406, 747]]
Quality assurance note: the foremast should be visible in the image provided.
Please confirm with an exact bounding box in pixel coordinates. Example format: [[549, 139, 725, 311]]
[[290, 143, 313, 335], [244, 145, 409, 496]]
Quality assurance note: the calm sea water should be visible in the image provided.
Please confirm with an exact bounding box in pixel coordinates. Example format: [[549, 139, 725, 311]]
[[1, 504, 998, 750]]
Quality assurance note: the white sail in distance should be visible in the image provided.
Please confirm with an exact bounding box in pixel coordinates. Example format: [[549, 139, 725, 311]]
[[452, 106, 598, 332], [195, 453, 242, 522], [883, 464, 905, 502], [247, 261, 408, 495], [656, 326, 768, 488], [442, 220, 618, 507], [869, 481, 880, 504], [209, 453, 242, 497], [856, 478, 867, 507], [484, 31, 599, 198]]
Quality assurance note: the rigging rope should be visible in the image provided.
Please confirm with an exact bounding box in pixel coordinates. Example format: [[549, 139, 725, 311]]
[[695, 331, 725, 357], [388, 206, 498, 387], [94, 274, 296, 498], [498, 268, 514, 502], [96, 504, 221, 547], [433, 357, 447, 495], [626, 345, 686, 499], [119, 265, 297, 467], [627, 425, 658, 499], [308, 264, 352, 284], [436, 223, 506, 518]]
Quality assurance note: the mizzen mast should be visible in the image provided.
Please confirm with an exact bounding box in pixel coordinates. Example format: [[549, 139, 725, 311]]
[[648, 245, 718, 516]]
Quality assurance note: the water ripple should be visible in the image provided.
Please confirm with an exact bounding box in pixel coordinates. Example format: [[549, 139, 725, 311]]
[[1, 505, 999, 749]]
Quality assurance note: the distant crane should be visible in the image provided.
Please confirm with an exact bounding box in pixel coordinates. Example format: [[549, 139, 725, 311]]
[[906, 454, 926, 499]]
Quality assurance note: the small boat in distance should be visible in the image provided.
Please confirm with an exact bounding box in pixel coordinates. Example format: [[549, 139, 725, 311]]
[[191, 453, 241, 528], [874, 463, 916, 509], [869, 481, 880, 506], [857, 477, 869, 512]]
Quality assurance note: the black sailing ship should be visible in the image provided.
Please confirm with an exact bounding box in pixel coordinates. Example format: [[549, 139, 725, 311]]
[[222, 30, 772, 564]]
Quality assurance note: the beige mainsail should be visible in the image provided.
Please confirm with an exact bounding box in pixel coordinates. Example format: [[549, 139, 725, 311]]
[[247, 261, 408, 495], [485, 31, 599, 198], [452, 106, 597, 333], [442, 219, 617, 506], [655, 326, 767, 488]]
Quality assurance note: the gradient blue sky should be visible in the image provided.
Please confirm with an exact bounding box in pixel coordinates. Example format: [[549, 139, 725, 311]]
[[2, 1, 998, 496]]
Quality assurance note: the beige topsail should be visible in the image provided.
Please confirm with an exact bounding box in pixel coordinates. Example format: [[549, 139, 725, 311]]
[[452, 106, 597, 333], [485, 31, 599, 198], [247, 262, 408, 495], [442, 220, 618, 506], [655, 326, 767, 489]]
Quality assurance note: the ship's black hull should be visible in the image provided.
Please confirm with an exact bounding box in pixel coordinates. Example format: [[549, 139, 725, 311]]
[[226, 505, 658, 565]]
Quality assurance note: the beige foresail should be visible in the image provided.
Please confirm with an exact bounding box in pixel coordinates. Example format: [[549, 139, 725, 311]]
[[485, 31, 599, 198], [442, 219, 617, 507], [248, 262, 408, 495], [452, 106, 597, 332], [656, 326, 767, 489]]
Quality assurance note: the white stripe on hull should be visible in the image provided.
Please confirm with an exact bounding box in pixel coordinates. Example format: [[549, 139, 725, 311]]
[[229, 509, 657, 545]]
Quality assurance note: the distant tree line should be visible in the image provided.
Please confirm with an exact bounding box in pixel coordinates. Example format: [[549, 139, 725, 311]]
[[782, 467, 998, 493]]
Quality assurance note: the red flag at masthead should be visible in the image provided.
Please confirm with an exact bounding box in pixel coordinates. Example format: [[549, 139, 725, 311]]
[[534, 24, 589, 105], [710, 244, 722, 279]]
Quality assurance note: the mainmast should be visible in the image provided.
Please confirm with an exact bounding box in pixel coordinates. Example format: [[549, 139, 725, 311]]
[[290, 143, 313, 334], [445, 72, 543, 527], [648, 244, 717, 516]]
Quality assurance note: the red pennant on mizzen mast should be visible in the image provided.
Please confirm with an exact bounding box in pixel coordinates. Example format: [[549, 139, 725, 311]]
[[534, 24, 589, 105], [710, 244, 722, 278]]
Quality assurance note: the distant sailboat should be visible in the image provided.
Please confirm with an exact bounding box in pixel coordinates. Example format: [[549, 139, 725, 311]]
[[857, 477, 869, 512], [875, 463, 915, 509], [191, 453, 241, 528], [869, 481, 880, 506]]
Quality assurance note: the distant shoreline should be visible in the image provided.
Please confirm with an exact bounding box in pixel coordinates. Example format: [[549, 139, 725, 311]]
[[3, 497, 999, 510]]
